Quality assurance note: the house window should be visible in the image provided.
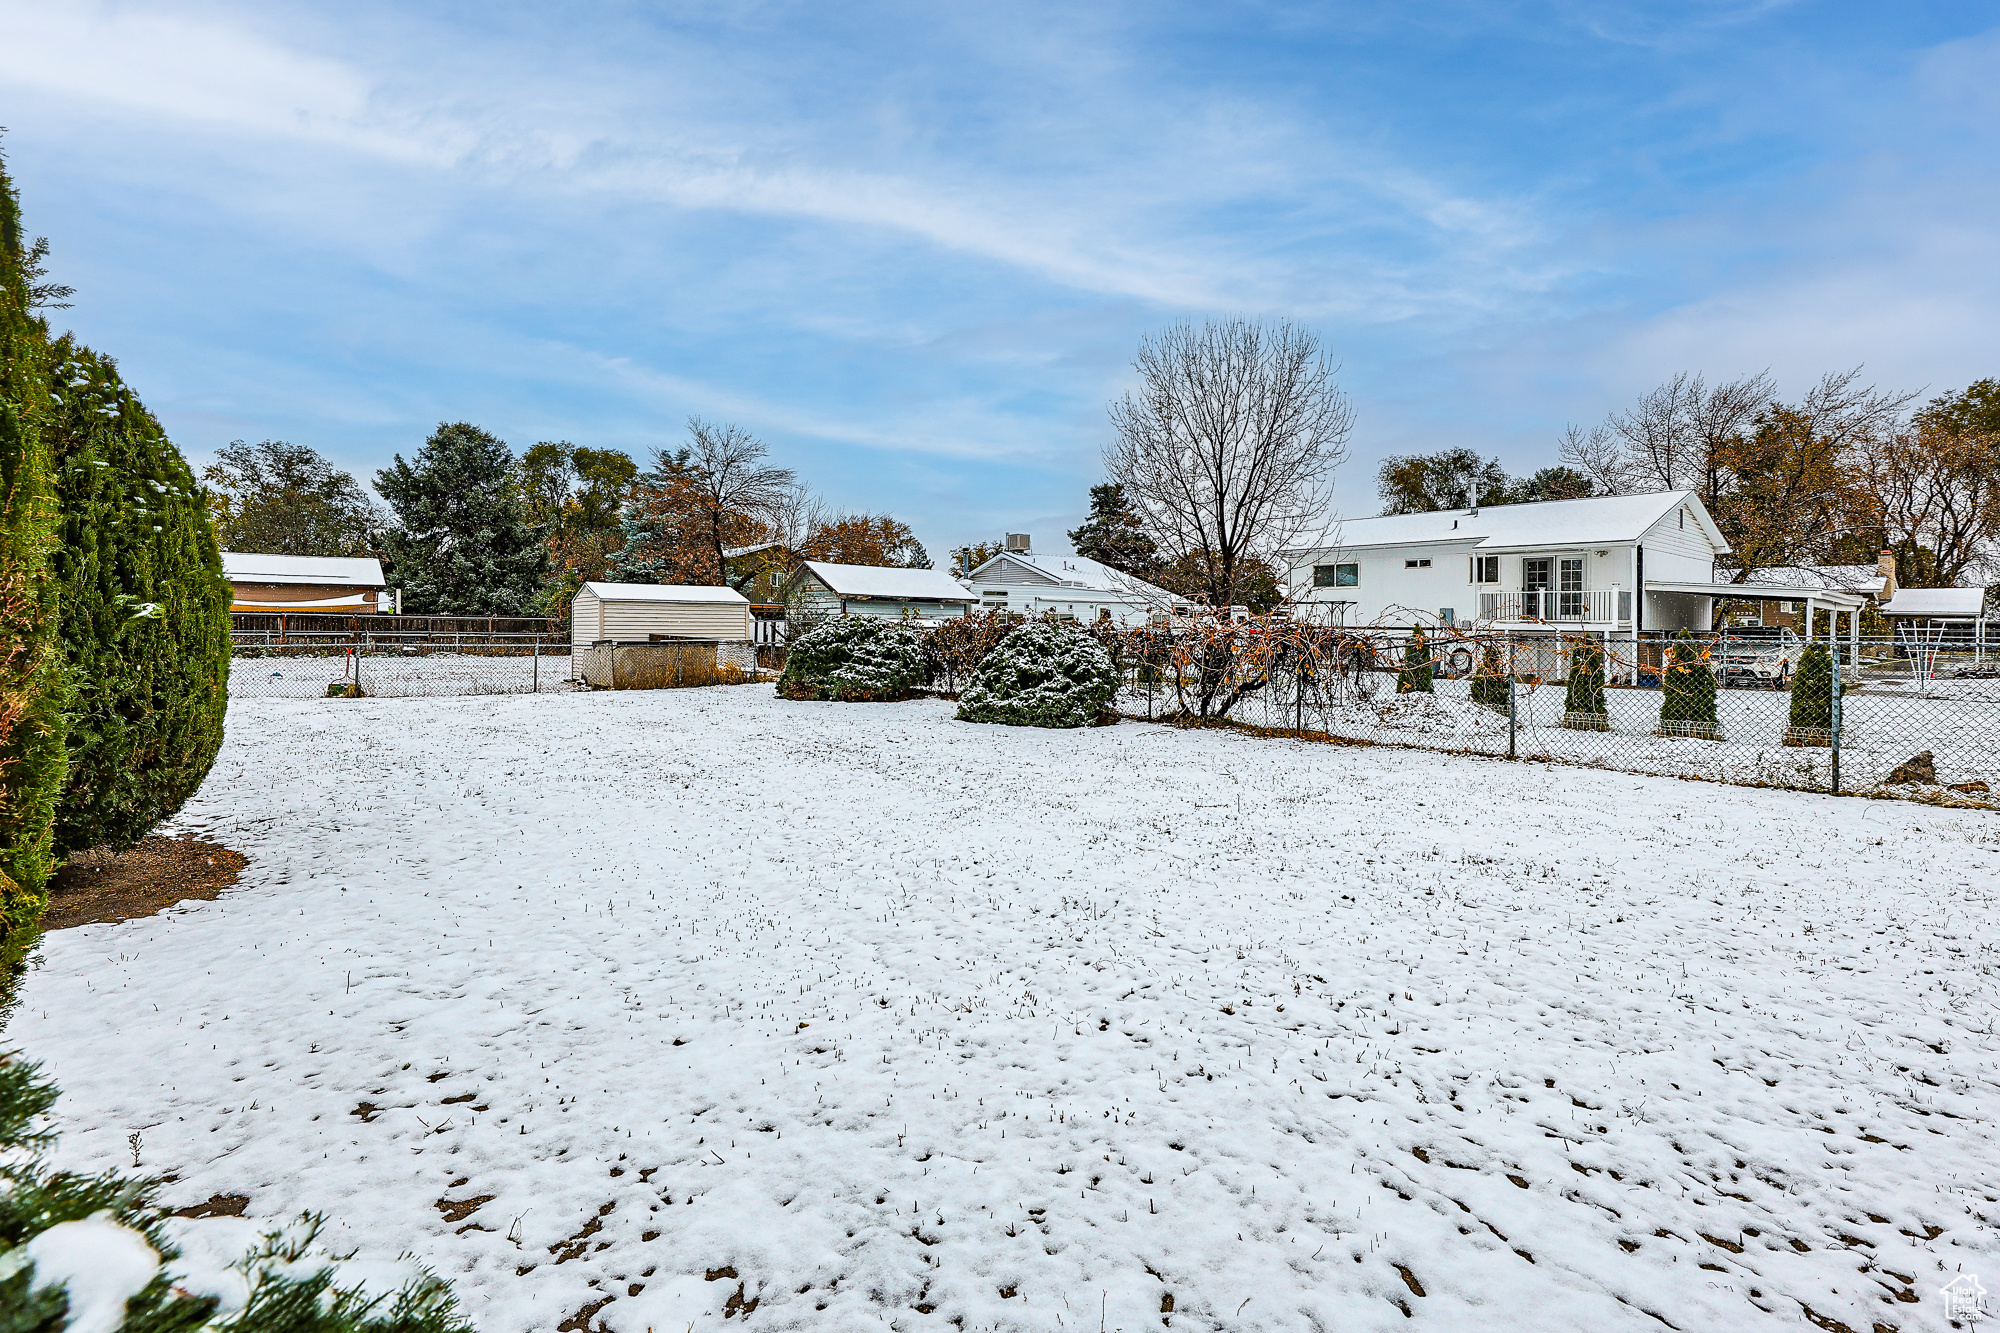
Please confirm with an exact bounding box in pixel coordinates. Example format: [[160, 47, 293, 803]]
[[1313, 564, 1358, 587], [1405, 558, 1431, 569], [1474, 555, 1499, 583]]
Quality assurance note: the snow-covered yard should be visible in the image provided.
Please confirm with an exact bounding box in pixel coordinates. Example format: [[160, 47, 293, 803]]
[[16, 688, 2000, 1333]]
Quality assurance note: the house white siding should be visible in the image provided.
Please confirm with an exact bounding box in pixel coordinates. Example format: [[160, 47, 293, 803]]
[[1639, 505, 1717, 583]]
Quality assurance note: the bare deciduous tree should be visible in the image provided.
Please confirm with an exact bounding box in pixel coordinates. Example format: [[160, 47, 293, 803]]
[[1106, 318, 1351, 613], [1851, 416, 2000, 588], [678, 417, 797, 591], [1105, 318, 1352, 719], [1560, 371, 1774, 502]]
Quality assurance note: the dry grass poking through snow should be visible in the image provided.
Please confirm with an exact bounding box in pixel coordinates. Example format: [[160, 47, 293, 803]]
[[15, 690, 2000, 1333]]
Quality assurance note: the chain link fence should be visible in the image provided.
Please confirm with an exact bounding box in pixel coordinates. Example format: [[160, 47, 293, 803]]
[[1109, 623, 2000, 806], [230, 639, 580, 699]]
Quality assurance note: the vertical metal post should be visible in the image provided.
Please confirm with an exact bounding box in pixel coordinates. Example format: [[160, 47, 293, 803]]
[[1506, 634, 1517, 760], [533, 637, 540, 693], [1830, 642, 1842, 795]]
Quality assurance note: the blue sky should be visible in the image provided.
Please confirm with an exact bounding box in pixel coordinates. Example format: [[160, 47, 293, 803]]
[[4, 1, 1996, 561]]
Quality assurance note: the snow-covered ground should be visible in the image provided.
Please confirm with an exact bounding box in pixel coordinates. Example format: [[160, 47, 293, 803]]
[[16, 688, 2000, 1333]]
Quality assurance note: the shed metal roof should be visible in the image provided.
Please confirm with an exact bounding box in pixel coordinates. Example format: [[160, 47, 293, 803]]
[[222, 552, 387, 586], [578, 582, 751, 605]]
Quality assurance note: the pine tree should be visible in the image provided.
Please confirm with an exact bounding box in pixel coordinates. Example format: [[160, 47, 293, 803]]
[[1562, 636, 1609, 729], [376, 423, 543, 614], [0, 142, 68, 950], [1786, 641, 1835, 745], [1469, 642, 1510, 713], [1397, 626, 1433, 693], [48, 336, 231, 855], [1657, 628, 1720, 739], [1068, 482, 1159, 577]]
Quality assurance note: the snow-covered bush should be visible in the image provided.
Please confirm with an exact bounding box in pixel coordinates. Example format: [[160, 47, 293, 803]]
[[0, 1052, 472, 1333], [777, 617, 927, 702], [955, 621, 1119, 728]]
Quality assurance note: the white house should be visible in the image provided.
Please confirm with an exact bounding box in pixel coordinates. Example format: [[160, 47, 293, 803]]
[[1280, 490, 1870, 642], [790, 562, 976, 620], [961, 538, 1177, 626]]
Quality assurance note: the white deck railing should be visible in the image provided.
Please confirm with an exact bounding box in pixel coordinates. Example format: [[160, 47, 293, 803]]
[[1477, 589, 1630, 624]]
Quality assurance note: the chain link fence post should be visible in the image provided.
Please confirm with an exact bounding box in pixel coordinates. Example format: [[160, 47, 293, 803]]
[[1506, 633, 1517, 760], [1830, 642, 1843, 795]]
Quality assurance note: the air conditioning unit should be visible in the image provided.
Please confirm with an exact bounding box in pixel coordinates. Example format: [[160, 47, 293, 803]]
[[1005, 533, 1031, 552]]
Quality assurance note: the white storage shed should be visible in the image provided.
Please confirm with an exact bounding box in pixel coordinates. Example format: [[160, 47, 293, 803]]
[[570, 582, 753, 649]]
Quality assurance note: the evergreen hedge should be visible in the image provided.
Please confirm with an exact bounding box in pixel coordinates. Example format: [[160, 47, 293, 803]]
[[1396, 627, 1433, 694], [1785, 641, 1836, 746], [955, 621, 1120, 728], [0, 1051, 473, 1333], [777, 618, 927, 702], [1657, 629, 1721, 740], [48, 338, 231, 856], [0, 149, 67, 950], [1562, 637, 1609, 730]]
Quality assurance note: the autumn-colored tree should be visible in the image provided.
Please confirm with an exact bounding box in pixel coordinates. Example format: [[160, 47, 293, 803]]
[[1376, 448, 1510, 514], [1847, 385, 2000, 588], [1152, 551, 1283, 612], [1714, 404, 1851, 576], [803, 513, 931, 568]]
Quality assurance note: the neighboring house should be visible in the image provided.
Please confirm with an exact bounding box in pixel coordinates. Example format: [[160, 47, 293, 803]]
[[1280, 491, 1871, 640], [222, 552, 393, 613], [962, 538, 1177, 626], [790, 562, 975, 621], [569, 582, 753, 649]]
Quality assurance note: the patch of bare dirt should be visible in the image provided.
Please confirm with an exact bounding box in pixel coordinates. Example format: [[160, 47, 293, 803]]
[[43, 836, 246, 931]]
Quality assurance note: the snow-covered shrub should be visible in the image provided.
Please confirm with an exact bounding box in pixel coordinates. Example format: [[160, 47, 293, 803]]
[[777, 617, 927, 702], [955, 621, 1119, 728], [0, 1052, 472, 1333]]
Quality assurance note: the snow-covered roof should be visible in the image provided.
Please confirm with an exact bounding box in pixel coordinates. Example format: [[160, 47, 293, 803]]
[[1285, 491, 1723, 555], [1879, 587, 1985, 618], [723, 542, 785, 560], [1739, 564, 1889, 595], [966, 551, 1175, 602], [579, 581, 750, 605], [801, 562, 974, 602], [222, 552, 387, 587]]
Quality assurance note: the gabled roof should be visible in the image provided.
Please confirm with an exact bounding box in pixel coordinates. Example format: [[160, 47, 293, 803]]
[[1285, 491, 1725, 555], [966, 551, 1176, 603], [579, 582, 750, 605], [1879, 587, 1985, 618], [222, 552, 386, 587], [800, 562, 974, 602]]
